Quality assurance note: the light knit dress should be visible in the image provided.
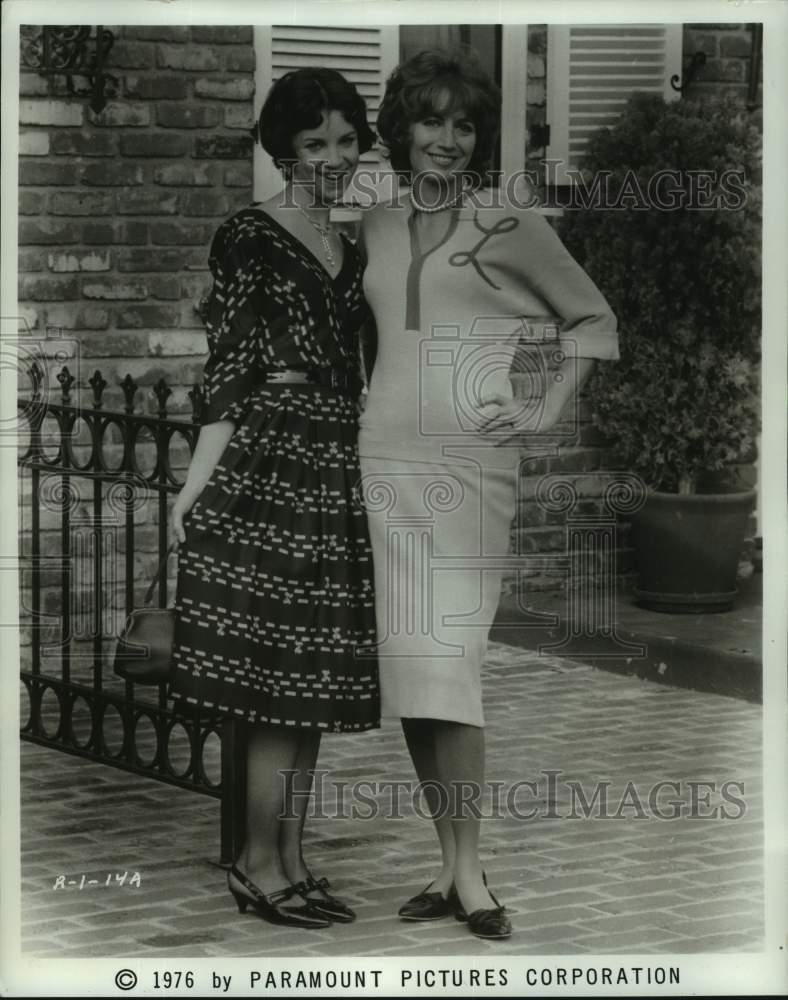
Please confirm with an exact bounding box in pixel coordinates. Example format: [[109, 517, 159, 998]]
[[358, 189, 619, 726]]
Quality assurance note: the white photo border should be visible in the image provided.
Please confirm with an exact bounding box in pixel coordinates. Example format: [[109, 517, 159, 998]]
[[1, 0, 785, 996]]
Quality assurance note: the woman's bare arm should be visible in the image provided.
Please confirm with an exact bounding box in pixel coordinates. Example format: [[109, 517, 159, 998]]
[[170, 420, 235, 542]]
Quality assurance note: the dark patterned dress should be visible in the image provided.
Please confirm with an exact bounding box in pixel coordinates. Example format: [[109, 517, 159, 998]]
[[169, 206, 380, 732]]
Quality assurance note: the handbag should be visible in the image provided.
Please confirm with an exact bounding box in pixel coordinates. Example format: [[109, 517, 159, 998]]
[[113, 544, 178, 685]]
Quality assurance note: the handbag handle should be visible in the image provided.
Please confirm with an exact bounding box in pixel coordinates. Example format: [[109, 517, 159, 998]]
[[142, 542, 179, 607]]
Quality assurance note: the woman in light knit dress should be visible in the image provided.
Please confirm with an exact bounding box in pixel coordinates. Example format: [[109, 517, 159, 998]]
[[358, 49, 619, 939]]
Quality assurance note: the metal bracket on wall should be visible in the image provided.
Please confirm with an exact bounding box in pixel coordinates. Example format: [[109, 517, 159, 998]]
[[670, 51, 708, 94], [20, 25, 118, 114]]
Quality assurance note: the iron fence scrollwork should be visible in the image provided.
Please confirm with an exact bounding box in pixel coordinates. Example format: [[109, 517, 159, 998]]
[[18, 363, 246, 864]]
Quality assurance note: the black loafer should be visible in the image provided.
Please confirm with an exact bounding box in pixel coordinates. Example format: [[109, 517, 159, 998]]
[[464, 906, 512, 939], [452, 878, 511, 938], [294, 875, 356, 924], [398, 884, 454, 921]]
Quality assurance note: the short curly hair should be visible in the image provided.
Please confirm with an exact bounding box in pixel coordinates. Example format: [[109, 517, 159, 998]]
[[376, 48, 501, 181], [257, 67, 375, 171]]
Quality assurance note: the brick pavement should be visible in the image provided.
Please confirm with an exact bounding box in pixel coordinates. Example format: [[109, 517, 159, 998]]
[[19, 642, 763, 958]]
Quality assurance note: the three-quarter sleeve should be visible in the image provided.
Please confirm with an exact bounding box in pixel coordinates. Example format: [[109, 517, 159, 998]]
[[199, 223, 267, 427], [511, 208, 619, 361]]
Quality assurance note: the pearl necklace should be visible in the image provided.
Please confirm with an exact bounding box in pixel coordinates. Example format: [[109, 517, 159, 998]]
[[294, 203, 337, 267]]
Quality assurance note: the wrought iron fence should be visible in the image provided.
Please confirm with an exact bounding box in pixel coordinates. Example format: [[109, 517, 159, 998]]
[[18, 361, 245, 864]]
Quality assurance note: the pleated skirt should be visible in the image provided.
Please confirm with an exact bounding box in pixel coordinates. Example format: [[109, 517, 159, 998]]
[[169, 385, 380, 732]]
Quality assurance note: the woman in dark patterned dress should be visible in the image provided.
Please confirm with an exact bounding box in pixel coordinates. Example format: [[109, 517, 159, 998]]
[[168, 69, 379, 929]]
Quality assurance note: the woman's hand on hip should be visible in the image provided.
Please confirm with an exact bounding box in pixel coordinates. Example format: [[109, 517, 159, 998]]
[[474, 393, 563, 443]]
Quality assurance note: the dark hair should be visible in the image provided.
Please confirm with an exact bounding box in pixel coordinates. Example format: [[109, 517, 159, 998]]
[[256, 67, 375, 170], [376, 48, 501, 180]]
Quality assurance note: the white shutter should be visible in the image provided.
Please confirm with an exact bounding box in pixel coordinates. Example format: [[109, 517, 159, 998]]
[[254, 25, 398, 202], [546, 24, 682, 185]]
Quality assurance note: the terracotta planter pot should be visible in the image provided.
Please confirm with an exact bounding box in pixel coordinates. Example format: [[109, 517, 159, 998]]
[[630, 489, 756, 613]]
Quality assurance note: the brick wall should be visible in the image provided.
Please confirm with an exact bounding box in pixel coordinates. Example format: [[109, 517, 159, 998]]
[[18, 24, 255, 416], [682, 23, 762, 116], [17, 26, 256, 664], [525, 25, 547, 179]]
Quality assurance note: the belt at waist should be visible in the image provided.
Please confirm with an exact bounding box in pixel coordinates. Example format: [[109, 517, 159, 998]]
[[263, 367, 360, 394]]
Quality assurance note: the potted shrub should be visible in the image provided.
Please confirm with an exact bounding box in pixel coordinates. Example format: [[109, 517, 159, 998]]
[[558, 92, 761, 612]]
